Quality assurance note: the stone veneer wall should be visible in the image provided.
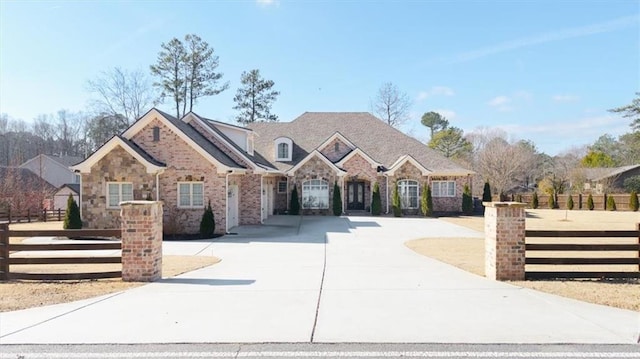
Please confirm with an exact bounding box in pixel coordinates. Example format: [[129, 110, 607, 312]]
[[342, 153, 380, 212], [388, 161, 425, 215], [120, 201, 163, 282], [319, 138, 353, 162], [484, 202, 526, 281], [131, 118, 227, 234], [292, 156, 341, 215], [429, 175, 469, 212], [81, 146, 157, 229]]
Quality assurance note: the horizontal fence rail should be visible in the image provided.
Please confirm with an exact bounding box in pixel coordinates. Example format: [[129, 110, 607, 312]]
[[524, 226, 640, 280], [0, 224, 122, 281], [0, 209, 67, 224]]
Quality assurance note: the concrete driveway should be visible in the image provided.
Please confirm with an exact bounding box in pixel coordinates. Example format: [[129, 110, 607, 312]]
[[0, 216, 638, 344]]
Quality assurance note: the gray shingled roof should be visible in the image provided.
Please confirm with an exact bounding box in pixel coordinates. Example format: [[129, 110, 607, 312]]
[[49, 155, 85, 167], [249, 112, 472, 175], [584, 164, 640, 181], [0, 166, 58, 194], [155, 109, 245, 169], [116, 135, 167, 167]]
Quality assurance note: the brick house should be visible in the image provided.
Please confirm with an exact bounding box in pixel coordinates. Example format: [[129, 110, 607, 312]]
[[72, 109, 473, 234]]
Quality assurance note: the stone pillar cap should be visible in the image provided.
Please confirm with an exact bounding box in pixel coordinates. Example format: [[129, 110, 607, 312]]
[[483, 201, 528, 208], [120, 200, 160, 206]]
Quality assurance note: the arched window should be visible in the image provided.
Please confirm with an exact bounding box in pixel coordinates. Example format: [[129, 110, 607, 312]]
[[302, 179, 329, 209], [398, 180, 419, 209], [275, 137, 292, 161]]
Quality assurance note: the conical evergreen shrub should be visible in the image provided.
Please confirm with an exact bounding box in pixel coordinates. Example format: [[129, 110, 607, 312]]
[[199, 200, 215, 237], [371, 182, 381, 215], [587, 193, 594, 210], [531, 192, 539, 209], [482, 182, 492, 203], [567, 194, 574, 210], [606, 195, 617, 211], [63, 194, 82, 229], [421, 183, 433, 217], [332, 182, 342, 216], [630, 191, 639, 212], [392, 182, 402, 217], [290, 186, 300, 215], [462, 184, 473, 214]]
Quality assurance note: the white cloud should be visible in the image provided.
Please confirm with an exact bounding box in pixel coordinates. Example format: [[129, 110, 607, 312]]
[[453, 14, 639, 63], [488, 95, 510, 107], [553, 94, 580, 102], [433, 109, 457, 120], [416, 86, 454, 102], [499, 115, 627, 136]]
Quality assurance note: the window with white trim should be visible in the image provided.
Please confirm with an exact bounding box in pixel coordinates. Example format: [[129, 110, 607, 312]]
[[107, 182, 133, 208], [277, 181, 287, 194], [432, 181, 456, 197], [302, 179, 329, 209], [178, 182, 204, 208], [275, 137, 292, 161], [398, 180, 419, 209]]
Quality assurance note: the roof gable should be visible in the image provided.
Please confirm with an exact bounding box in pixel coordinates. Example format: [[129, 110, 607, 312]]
[[286, 150, 347, 176], [386, 155, 432, 176], [335, 148, 381, 169], [71, 136, 166, 174]]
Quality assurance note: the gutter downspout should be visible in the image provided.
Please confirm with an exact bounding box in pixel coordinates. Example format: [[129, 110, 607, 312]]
[[260, 175, 264, 223], [155, 172, 160, 201], [384, 173, 390, 214], [225, 170, 232, 234]]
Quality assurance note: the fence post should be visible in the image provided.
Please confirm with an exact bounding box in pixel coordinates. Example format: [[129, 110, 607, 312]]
[[484, 202, 526, 281], [120, 201, 163, 282], [8, 208, 11, 224], [0, 223, 9, 281], [637, 223, 639, 272], [42, 208, 47, 222], [58, 208, 61, 221]]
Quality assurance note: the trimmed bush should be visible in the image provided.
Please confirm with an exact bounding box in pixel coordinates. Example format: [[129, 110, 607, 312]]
[[548, 192, 556, 209], [567, 194, 574, 210], [630, 191, 639, 212], [392, 182, 402, 217], [482, 182, 492, 203], [63, 194, 82, 229], [462, 184, 472, 215], [332, 182, 342, 216], [289, 186, 300, 215], [515, 194, 523, 203], [606, 195, 617, 211], [371, 182, 381, 215], [531, 192, 539, 209], [587, 193, 594, 210], [421, 183, 433, 217], [199, 200, 215, 236]]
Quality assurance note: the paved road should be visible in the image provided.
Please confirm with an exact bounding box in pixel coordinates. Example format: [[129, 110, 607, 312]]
[[0, 216, 638, 344]]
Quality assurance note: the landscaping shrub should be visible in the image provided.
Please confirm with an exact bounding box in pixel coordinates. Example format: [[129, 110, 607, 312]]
[[421, 183, 433, 217], [515, 194, 523, 203], [606, 195, 617, 211], [587, 193, 594, 210], [567, 194, 574, 210], [63, 194, 82, 229], [630, 191, 639, 212], [371, 182, 381, 215], [482, 182, 492, 203], [332, 182, 342, 216], [199, 200, 215, 236], [531, 192, 539, 209], [462, 184, 472, 215], [548, 192, 556, 209], [392, 182, 402, 217], [290, 186, 300, 215]]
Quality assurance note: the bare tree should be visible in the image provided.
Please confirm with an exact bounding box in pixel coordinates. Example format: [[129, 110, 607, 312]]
[[86, 67, 156, 125], [371, 82, 411, 128]]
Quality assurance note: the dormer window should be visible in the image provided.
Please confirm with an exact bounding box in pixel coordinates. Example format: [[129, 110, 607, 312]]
[[275, 137, 292, 162]]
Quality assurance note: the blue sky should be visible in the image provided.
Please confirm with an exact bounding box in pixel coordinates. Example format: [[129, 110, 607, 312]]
[[1, 0, 638, 155]]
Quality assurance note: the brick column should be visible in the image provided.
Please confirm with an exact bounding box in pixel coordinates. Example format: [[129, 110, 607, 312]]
[[120, 201, 163, 282], [484, 202, 526, 281]]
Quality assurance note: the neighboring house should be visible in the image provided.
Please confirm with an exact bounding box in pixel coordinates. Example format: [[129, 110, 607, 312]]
[[20, 154, 83, 188], [0, 166, 57, 213], [72, 109, 474, 234], [53, 183, 80, 210], [582, 164, 640, 193]]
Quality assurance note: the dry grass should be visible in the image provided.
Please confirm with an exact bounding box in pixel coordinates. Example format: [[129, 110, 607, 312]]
[[2, 221, 221, 312], [407, 209, 640, 312]]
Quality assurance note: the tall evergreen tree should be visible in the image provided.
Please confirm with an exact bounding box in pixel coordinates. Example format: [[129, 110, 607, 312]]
[[371, 182, 381, 215], [392, 182, 402, 217], [482, 182, 492, 203], [289, 186, 300, 215], [587, 193, 595, 210], [462, 184, 473, 214], [63, 194, 82, 229], [532, 192, 539, 209], [421, 183, 433, 217], [233, 69, 280, 125], [332, 182, 342, 216]]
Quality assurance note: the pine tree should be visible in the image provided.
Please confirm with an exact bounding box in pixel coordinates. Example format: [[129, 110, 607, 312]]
[[482, 182, 492, 203], [289, 186, 300, 215], [421, 183, 433, 217], [532, 192, 539, 209], [199, 200, 215, 236], [63, 194, 82, 229], [567, 194, 574, 210], [462, 184, 473, 214], [332, 181, 342, 216], [371, 182, 381, 215], [392, 182, 402, 217], [606, 195, 617, 211], [629, 191, 639, 211], [587, 193, 594, 210]]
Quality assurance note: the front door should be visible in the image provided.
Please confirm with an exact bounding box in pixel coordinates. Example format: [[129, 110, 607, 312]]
[[347, 181, 365, 210]]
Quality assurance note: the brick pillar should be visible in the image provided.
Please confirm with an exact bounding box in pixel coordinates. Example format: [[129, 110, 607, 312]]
[[484, 202, 526, 281], [120, 201, 163, 282]]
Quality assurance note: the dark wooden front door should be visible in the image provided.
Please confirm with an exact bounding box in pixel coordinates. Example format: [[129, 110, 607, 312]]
[[347, 181, 365, 210]]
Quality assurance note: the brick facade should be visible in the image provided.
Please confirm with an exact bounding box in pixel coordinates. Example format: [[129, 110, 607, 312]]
[[319, 137, 352, 162], [120, 201, 163, 282], [291, 156, 341, 215], [342, 153, 381, 212], [484, 202, 526, 281]]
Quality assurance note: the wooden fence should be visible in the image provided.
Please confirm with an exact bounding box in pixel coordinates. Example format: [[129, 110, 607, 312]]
[[0, 209, 67, 224], [524, 225, 640, 280], [0, 224, 122, 281], [495, 193, 637, 211]]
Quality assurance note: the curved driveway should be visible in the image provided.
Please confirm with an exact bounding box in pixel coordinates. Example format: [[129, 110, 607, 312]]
[[0, 216, 638, 344]]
